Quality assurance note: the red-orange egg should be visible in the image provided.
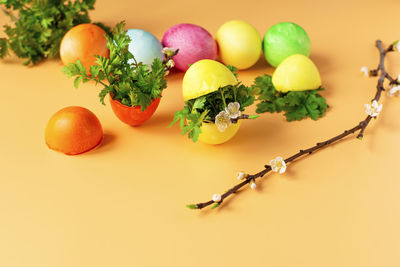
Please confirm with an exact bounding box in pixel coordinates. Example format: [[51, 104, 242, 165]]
[[45, 106, 103, 155], [60, 24, 109, 73]]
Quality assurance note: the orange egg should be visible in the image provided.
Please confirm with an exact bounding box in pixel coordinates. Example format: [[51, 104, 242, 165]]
[[60, 24, 109, 73], [45, 106, 103, 155]]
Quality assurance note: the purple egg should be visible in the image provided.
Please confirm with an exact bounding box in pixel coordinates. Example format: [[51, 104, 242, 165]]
[[162, 23, 218, 72]]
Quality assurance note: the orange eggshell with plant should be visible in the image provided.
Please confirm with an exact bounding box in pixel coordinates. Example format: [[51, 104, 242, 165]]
[[109, 95, 161, 126]]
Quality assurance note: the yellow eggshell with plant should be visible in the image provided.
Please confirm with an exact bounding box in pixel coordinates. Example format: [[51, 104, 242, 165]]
[[254, 54, 327, 122], [198, 120, 242, 145], [182, 59, 238, 101], [171, 59, 257, 144]]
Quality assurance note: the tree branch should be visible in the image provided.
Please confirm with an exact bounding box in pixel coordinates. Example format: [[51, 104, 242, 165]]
[[188, 40, 397, 210]]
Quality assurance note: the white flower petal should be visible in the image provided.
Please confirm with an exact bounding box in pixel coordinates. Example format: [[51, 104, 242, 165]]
[[279, 164, 287, 174], [225, 102, 241, 119], [365, 101, 382, 117], [166, 59, 175, 68], [212, 194, 221, 202], [162, 47, 176, 55], [270, 156, 286, 174], [250, 181, 256, 190], [217, 123, 228, 132], [360, 66, 369, 77], [215, 111, 231, 132], [388, 87, 398, 97], [237, 172, 247, 180]]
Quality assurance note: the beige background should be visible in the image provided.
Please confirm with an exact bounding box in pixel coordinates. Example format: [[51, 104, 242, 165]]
[[1, 0, 400, 266]]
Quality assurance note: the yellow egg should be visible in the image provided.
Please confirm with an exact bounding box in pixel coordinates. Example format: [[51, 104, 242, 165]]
[[182, 59, 237, 101], [216, 20, 262, 70], [272, 54, 321, 92], [198, 121, 242, 145]]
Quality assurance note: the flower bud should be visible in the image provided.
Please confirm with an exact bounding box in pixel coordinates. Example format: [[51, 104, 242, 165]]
[[250, 181, 256, 190], [212, 194, 221, 202], [237, 171, 248, 180]]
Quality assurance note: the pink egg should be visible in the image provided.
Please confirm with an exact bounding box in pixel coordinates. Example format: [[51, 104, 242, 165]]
[[162, 23, 218, 72]]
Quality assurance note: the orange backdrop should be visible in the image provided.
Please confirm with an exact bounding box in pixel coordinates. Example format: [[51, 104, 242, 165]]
[[1, 0, 400, 266]]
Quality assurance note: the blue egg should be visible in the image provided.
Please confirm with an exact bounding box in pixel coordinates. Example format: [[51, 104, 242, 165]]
[[126, 29, 164, 66]]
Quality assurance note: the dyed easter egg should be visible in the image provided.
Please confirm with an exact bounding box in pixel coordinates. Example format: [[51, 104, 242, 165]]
[[60, 24, 109, 74], [272, 54, 321, 92], [263, 22, 310, 67], [216, 20, 262, 69], [126, 29, 164, 66], [161, 24, 217, 72]]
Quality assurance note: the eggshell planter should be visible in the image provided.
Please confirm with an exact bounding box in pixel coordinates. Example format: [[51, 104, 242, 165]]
[[198, 120, 242, 145], [109, 95, 161, 126]]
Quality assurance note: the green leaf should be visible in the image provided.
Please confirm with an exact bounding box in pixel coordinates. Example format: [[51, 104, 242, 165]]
[[192, 96, 206, 110], [89, 65, 101, 77], [226, 65, 238, 78], [211, 203, 220, 209], [99, 87, 110, 105], [75, 60, 86, 74], [0, 38, 10, 58], [248, 115, 260, 119], [186, 204, 199, 210], [74, 76, 83, 88]]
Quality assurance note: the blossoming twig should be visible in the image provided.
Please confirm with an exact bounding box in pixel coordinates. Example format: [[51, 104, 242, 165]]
[[187, 40, 399, 210]]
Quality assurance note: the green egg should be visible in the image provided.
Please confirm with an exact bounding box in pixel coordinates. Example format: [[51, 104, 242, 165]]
[[263, 22, 311, 67]]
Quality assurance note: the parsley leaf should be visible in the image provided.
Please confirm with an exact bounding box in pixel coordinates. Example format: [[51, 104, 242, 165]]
[[226, 65, 238, 78], [253, 74, 328, 121], [63, 21, 173, 111]]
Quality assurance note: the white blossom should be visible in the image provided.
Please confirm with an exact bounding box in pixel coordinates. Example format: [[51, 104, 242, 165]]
[[269, 156, 287, 174], [166, 59, 175, 69], [387, 85, 400, 97], [225, 102, 241, 119], [365, 100, 382, 117], [250, 180, 256, 190], [162, 47, 177, 56], [215, 111, 231, 132], [360, 66, 369, 77], [212, 194, 221, 202], [237, 171, 247, 180]]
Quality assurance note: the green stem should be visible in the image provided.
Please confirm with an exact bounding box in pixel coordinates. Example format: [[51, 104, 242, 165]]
[[220, 90, 227, 108]]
